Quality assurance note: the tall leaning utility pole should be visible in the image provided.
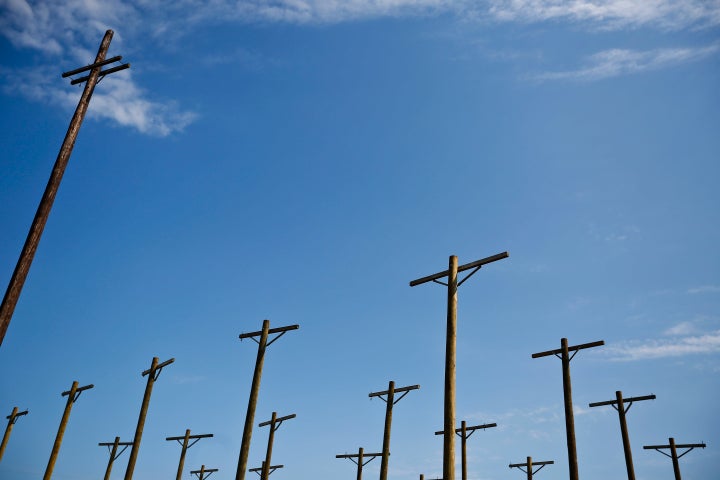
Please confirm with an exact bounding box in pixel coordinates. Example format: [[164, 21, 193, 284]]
[[532, 338, 604, 480], [166, 430, 213, 480], [0, 29, 128, 347], [0, 407, 28, 461], [410, 252, 508, 480], [259, 412, 295, 480], [435, 421, 497, 480], [336, 448, 384, 480], [644, 438, 706, 480], [98, 437, 132, 480]]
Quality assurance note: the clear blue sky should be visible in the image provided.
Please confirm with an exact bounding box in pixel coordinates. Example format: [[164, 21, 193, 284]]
[[1, 1, 718, 480]]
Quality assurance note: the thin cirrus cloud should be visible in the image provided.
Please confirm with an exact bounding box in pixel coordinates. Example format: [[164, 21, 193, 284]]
[[604, 329, 720, 361]]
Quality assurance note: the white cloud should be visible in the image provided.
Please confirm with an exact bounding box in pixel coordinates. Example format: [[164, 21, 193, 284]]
[[687, 285, 720, 294], [605, 330, 720, 361], [663, 321, 698, 336]]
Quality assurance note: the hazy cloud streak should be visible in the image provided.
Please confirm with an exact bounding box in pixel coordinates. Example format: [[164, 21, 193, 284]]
[[605, 330, 720, 361]]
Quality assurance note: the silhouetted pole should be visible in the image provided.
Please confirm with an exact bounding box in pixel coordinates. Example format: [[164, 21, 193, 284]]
[[644, 438, 706, 480], [123, 356, 174, 480], [410, 251, 508, 480], [509, 457, 553, 480], [369, 381, 420, 480], [43, 381, 94, 480], [337, 448, 384, 480], [259, 412, 296, 480], [236, 320, 299, 480], [250, 463, 283, 477], [435, 421, 497, 480], [589, 391, 655, 480], [532, 338, 604, 480], [166, 430, 213, 480], [0, 29, 128, 347], [98, 437, 132, 480], [0, 407, 28, 461], [191, 465, 218, 480]]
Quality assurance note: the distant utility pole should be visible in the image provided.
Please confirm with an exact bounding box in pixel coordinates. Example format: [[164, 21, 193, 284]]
[[123, 357, 174, 480], [532, 337, 604, 480], [369, 381, 420, 480], [509, 457, 553, 480], [236, 320, 299, 480], [409, 252, 508, 480], [259, 412, 295, 480], [435, 421, 497, 480], [336, 448, 384, 480], [166, 430, 213, 480], [644, 438, 706, 480], [0, 407, 28, 461], [43, 381, 94, 480], [0, 29, 129, 347], [191, 465, 219, 480], [98, 437, 132, 480], [589, 391, 655, 480], [250, 464, 283, 477]]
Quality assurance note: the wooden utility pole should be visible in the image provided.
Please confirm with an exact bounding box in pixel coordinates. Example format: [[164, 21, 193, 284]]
[[236, 320, 299, 480], [435, 421, 497, 480], [191, 465, 219, 480], [0, 407, 28, 461], [509, 457, 553, 480], [589, 391, 655, 480], [43, 381, 93, 480], [369, 381, 420, 480], [0, 29, 128, 346], [98, 437, 132, 480], [123, 356, 174, 480], [250, 463, 283, 477], [644, 438, 706, 480], [532, 338, 604, 480], [166, 430, 213, 480], [410, 252, 508, 480], [336, 448, 384, 480], [259, 412, 295, 480]]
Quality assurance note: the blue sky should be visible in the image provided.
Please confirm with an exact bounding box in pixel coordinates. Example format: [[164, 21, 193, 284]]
[[0, 1, 719, 479]]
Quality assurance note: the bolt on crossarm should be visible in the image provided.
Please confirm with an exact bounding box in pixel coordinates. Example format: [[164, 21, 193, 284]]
[[410, 252, 508, 480], [644, 438, 706, 480], [435, 421, 497, 480], [98, 437, 132, 480], [509, 457, 553, 480], [236, 320, 298, 480], [191, 465, 219, 480], [166, 430, 213, 480], [259, 412, 296, 480], [336, 448, 384, 480], [369, 381, 420, 480], [43, 381, 94, 480], [589, 391, 655, 480], [0, 407, 28, 461], [0, 30, 129, 347], [123, 356, 174, 480], [532, 338, 604, 480]]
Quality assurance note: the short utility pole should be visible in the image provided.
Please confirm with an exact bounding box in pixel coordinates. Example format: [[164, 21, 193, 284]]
[[250, 463, 283, 477], [236, 320, 299, 480], [259, 412, 296, 480], [410, 252, 508, 480], [435, 421, 497, 480], [0, 29, 128, 347], [644, 438, 706, 480], [589, 391, 655, 480], [532, 338, 604, 480], [191, 465, 219, 480], [336, 447, 384, 480], [509, 457, 553, 480], [43, 381, 94, 480], [98, 437, 132, 480], [369, 381, 420, 480], [123, 356, 174, 480], [166, 430, 213, 480], [0, 407, 28, 461]]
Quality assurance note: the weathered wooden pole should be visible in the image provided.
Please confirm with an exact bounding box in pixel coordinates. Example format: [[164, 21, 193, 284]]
[[191, 465, 218, 480], [43, 381, 93, 480], [259, 412, 295, 480], [336, 448, 383, 480], [435, 421, 496, 480], [166, 430, 213, 480], [509, 457, 553, 479], [0, 407, 28, 461], [123, 356, 174, 480], [644, 438, 706, 480], [0, 29, 128, 347], [99, 437, 132, 480]]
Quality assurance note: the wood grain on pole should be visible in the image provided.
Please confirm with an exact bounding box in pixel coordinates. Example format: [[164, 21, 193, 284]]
[[444, 255, 458, 480]]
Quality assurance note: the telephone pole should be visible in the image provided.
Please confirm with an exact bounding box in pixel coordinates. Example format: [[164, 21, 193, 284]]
[[509, 457, 553, 480], [589, 391, 655, 480], [259, 412, 295, 480], [0, 407, 28, 461], [250, 464, 283, 477], [98, 437, 132, 480], [409, 252, 508, 480], [43, 381, 94, 480], [644, 438, 706, 480], [166, 430, 213, 480], [236, 320, 299, 480], [369, 381, 420, 480], [123, 356, 174, 480], [336, 448, 384, 480], [532, 337, 604, 480], [191, 465, 219, 480], [435, 421, 497, 480], [0, 29, 129, 346]]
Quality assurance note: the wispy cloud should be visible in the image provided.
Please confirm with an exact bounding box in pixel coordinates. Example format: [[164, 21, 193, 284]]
[[687, 285, 720, 294], [605, 330, 720, 361], [663, 321, 698, 336]]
